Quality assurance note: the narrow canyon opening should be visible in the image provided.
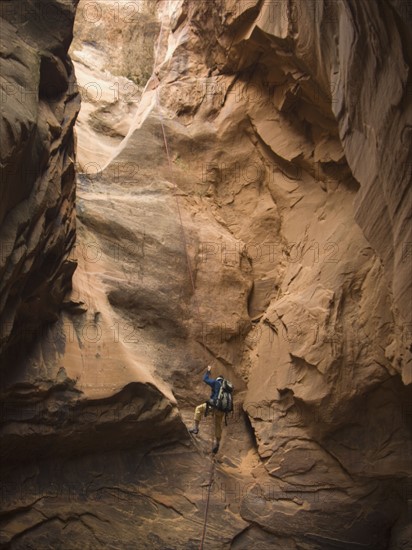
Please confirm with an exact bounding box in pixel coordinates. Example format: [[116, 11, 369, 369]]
[[0, 1, 411, 549], [70, 0, 160, 171]]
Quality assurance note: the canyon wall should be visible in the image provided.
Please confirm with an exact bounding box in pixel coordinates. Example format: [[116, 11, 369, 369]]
[[70, 0, 159, 169], [0, 0, 80, 366], [1, 1, 411, 549]]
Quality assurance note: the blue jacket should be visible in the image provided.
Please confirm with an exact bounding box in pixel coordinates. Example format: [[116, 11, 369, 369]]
[[203, 371, 222, 401]]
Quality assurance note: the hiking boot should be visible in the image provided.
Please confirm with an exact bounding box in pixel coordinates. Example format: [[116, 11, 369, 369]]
[[189, 421, 199, 435]]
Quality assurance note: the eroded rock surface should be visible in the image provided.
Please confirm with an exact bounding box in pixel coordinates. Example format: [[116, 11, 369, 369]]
[[0, 0, 80, 365], [1, 0, 411, 549], [70, 0, 159, 169]]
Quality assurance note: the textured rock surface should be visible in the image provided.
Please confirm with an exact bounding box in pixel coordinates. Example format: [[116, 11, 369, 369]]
[[0, 0, 80, 364], [69, 0, 159, 169], [1, 0, 411, 549], [0, 0, 188, 469]]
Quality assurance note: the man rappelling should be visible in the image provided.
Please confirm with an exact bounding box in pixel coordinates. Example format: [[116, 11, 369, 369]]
[[190, 365, 233, 454]]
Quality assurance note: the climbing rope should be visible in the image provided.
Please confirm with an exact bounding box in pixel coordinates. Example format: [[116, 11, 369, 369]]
[[158, 113, 200, 317], [153, 20, 217, 549], [158, 95, 216, 547], [153, 21, 205, 346], [199, 457, 216, 550]]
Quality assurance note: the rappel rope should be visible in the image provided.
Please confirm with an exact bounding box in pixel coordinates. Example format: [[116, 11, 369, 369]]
[[152, 20, 205, 349], [158, 115, 200, 315], [153, 19, 215, 550], [199, 457, 216, 550]]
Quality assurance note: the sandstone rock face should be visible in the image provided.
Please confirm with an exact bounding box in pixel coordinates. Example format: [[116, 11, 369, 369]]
[[70, 0, 159, 169], [1, 1, 411, 549], [0, 0, 189, 474], [0, 0, 80, 365]]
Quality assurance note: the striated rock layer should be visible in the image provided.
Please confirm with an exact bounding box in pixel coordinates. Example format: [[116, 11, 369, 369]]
[[1, 1, 411, 549], [0, 1, 80, 365], [0, 0, 188, 476], [69, 0, 160, 169]]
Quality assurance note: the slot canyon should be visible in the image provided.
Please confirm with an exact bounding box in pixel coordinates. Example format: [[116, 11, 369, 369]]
[[0, 1, 411, 548]]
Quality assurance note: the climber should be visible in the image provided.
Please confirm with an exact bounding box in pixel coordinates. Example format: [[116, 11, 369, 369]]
[[189, 365, 225, 454]]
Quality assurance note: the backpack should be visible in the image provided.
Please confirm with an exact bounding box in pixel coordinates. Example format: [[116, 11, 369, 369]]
[[214, 378, 234, 413]]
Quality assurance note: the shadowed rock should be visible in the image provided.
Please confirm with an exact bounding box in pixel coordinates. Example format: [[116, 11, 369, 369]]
[[0, 0, 411, 548]]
